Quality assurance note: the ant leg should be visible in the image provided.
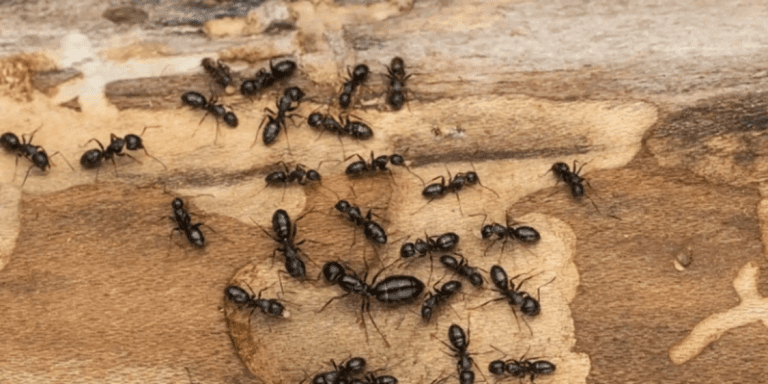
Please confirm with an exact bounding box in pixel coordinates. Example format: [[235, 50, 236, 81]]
[[252, 115, 269, 148], [483, 240, 497, 257], [343, 153, 367, 163], [249, 217, 281, 243], [280, 185, 286, 203], [454, 192, 464, 216], [109, 157, 119, 177], [48, 152, 74, 171], [139, 147, 168, 170], [20, 165, 35, 187], [11, 156, 19, 181], [469, 297, 504, 310], [365, 302, 390, 348], [536, 277, 557, 301], [411, 198, 435, 215], [81, 138, 106, 150], [317, 292, 351, 313], [283, 122, 293, 155]]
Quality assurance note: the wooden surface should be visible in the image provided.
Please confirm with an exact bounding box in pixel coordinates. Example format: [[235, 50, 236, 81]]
[[2, 0, 768, 383]]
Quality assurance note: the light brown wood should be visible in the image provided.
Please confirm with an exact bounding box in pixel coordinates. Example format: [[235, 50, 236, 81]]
[[3, 0, 768, 383]]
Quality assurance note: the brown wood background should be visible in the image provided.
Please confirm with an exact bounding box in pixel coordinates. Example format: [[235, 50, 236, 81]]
[[2, 0, 768, 383]]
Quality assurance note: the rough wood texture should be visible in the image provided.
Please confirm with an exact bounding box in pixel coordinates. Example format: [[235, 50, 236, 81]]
[[2, 0, 768, 383]]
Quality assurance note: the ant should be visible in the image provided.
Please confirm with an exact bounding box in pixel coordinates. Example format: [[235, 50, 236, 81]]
[[240, 59, 297, 96], [400, 232, 459, 259], [307, 113, 374, 140], [488, 347, 556, 383], [420, 166, 499, 216], [80, 126, 167, 179], [432, 323, 485, 384], [0, 128, 72, 187], [344, 151, 424, 185], [255, 86, 305, 147], [334, 200, 388, 245], [548, 160, 605, 213], [201, 57, 232, 88], [261, 162, 324, 201], [181, 91, 238, 143], [339, 64, 370, 109], [386, 57, 411, 111], [477, 265, 554, 334], [421, 280, 462, 322], [225, 284, 289, 319], [475, 213, 540, 256], [252, 209, 313, 281], [320, 260, 425, 347], [439, 255, 483, 287], [168, 197, 206, 248], [312, 357, 366, 384]]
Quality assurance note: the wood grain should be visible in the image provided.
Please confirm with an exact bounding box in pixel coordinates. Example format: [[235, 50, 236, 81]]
[[3, 0, 768, 383]]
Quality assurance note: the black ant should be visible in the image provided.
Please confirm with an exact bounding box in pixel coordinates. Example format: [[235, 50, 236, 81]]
[[312, 357, 366, 384], [334, 200, 388, 245], [344, 151, 424, 185], [240, 59, 297, 96], [475, 213, 540, 256], [439, 255, 483, 288], [421, 280, 462, 322], [168, 197, 206, 248], [260, 162, 324, 201], [181, 91, 238, 143], [80, 126, 167, 178], [339, 64, 370, 109], [419, 166, 499, 215], [476, 265, 554, 334], [547, 160, 607, 214], [225, 284, 289, 319], [252, 209, 314, 281], [386, 57, 411, 111], [201, 57, 232, 88], [0, 128, 72, 187], [400, 232, 459, 259], [307, 112, 374, 140], [432, 323, 485, 384], [255, 86, 305, 147], [320, 260, 425, 347], [488, 347, 556, 383]]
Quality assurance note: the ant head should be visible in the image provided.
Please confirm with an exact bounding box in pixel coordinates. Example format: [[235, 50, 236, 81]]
[[31, 151, 50, 170], [172, 198, 184, 210], [307, 112, 323, 127], [124, 134, 143, 150], [240, 79, 258, 96], [306, 169, 321, 181], [335, 200, 350, 212], [520, 296, 540, 316], [489, 360, 506, 375], [389, 154, 404, 166], [223, 112, 238, 128], [285, 86, 304, 102], [480, 224, 495, 239], [465, 171, 479, 184], [322, 261, 345, 283], [1, 132, 20, 152], [390, 57, 405, 73]]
